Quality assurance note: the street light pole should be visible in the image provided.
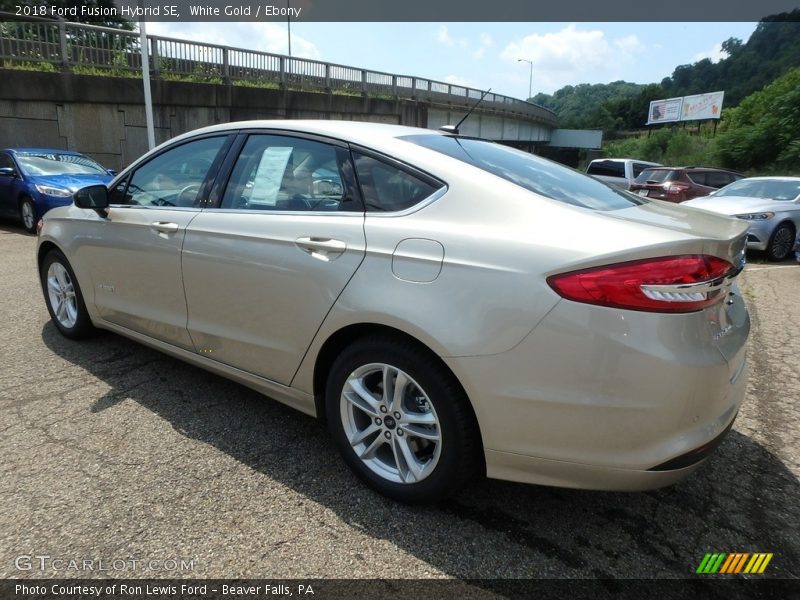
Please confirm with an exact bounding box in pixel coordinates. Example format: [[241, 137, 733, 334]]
[[287, 0, 292, 56], [517, 58, 533, 101]]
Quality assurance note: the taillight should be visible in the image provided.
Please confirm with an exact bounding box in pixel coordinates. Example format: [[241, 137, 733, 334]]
[[666, 183, 689, 195], [547, 255, 734, 313]]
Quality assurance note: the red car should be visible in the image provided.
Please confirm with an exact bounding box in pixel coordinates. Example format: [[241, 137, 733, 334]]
[[629, 166, 745, 203]]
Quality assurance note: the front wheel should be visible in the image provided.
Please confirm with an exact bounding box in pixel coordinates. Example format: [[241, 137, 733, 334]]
[[20, 198, 36, 234], [326, 336, 482, 503], [766, 223, 795, 261], [40, 249, 97, 339]]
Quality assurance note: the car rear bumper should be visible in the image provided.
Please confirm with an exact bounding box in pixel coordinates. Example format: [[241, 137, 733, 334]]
[[445, 297, 749, 491]]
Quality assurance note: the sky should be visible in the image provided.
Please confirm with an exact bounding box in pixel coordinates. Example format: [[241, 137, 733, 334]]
[[145, 21, 760, 99]]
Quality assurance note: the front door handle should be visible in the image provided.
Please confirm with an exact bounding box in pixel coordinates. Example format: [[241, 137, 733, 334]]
[[295, 237, 347, 261], [152, 221, 180, 234]]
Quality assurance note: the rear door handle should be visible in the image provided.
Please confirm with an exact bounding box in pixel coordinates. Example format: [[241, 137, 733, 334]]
[[295, 237, 347, 261], [152, 221, 180, 234]]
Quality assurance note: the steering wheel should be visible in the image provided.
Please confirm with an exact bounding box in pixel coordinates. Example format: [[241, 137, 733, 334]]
[[177, 183, 202, 207]]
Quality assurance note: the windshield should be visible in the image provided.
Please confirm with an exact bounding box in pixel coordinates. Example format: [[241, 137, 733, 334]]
[[715, 179, 800, 201], [634, 169, 676, 184], [16, 153, 107, 176], [401, 135, 646, 210]]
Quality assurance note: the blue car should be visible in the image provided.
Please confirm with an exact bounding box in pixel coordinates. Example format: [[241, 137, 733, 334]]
[[0, 148, 114, 233]]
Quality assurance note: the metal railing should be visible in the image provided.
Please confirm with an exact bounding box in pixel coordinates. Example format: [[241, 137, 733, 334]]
[[0, 18, 558, 126]]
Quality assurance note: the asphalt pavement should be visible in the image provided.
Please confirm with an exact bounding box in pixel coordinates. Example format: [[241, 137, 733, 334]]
[[1, 223, 798, 582]]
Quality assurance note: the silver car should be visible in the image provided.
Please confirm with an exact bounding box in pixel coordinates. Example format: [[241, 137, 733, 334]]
[[37, 121, 750, 503], [684, 177, 800, 261]]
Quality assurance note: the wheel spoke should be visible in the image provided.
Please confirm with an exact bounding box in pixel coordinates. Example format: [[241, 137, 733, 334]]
[[358, 433, 386, 459], [56, 298, 67, 322], [389, 370, 409, 413], [349, 423, 379, 447], [402, 411, 437, 426], [381, 365, 394, 405], [399, 423, 440, 442], [54, 265, 68, 289], [344, 378, 381, 417], [47, 276, 60, 294], [393, 437, 424, 483], [65, 299, 78, 324]]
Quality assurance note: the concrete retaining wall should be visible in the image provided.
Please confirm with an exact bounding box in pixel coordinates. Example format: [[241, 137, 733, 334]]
[[0, 70, 555, 171]]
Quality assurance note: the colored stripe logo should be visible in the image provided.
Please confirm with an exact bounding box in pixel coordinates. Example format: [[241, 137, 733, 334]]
[[696, 553, 773, 574]]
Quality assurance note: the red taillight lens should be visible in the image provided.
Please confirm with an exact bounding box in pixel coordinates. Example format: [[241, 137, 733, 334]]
[[666, 183, 689, 194], [547, 255, 733, 313]]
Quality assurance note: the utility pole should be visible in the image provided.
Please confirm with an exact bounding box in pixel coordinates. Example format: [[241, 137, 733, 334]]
[[139, 16, 155, 150], [517, 58, 533, 101]]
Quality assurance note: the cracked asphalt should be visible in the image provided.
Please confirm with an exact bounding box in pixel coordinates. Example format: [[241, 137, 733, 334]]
[[0, 223, 798, 581]]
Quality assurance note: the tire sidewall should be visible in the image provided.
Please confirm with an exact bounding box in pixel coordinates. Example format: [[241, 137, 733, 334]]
[[767, 223, 794, 261], [20, 198, 37, 234], [40, 249, 95, 339], [325, 339, 471, 503]]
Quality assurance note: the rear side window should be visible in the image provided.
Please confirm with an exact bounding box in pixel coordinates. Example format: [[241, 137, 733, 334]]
[[686, 171, 709, 186], [353, 152, 442, 212], [704, 171, 733, 189], [221, 134, 357, 212], [632, 163, 651, 177], [587, 160, 625, 178]]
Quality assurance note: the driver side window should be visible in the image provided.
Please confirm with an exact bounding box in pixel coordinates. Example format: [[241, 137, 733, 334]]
[[119, 136, 226, 207]]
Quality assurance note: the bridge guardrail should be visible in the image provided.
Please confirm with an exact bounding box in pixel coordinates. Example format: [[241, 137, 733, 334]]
[[0, 18, 558, 127]]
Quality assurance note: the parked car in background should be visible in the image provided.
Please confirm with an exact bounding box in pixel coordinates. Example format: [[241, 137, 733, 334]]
[[0, 148, 114, 233], [586, 158, 662, 189], [630, 166, 745, 203], [684, 177, 800, 261], [37, 121, 750, 503]]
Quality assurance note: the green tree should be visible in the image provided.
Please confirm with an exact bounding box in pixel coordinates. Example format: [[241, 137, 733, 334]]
[[717, 68, 800, 172]]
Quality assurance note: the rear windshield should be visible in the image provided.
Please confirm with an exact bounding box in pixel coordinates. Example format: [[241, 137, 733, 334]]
[[401, 135, 646, 211], [586, 160, 625, 178], [634, 168, 676, 184]]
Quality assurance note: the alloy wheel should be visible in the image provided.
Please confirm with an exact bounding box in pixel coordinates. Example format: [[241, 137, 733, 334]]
[[340, 363, 442, 484], [47, 262, 78, 328]]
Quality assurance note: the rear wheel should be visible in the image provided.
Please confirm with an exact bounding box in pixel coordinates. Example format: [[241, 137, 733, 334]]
[[40, 249, 97, 339], [766, 223, 795, 262], [325, 336, 482, 503], [20, 197, 36, 234]]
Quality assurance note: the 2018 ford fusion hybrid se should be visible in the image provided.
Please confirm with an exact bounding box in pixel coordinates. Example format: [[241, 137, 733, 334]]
[[36, 121, 750, 503]]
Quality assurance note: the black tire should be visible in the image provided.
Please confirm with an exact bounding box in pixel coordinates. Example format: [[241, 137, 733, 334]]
[[39, 249, 97, 339], [325, 335, 483, 503], [766, 222, 795, 262], [19, 197, 37, 234]]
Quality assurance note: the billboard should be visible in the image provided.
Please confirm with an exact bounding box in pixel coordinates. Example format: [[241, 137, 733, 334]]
[[681, 91, 725, 121], [647, 97, 683, 124]]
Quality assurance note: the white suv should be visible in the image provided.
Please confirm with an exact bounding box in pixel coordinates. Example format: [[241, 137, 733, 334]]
[[586, 158, 662, 190]]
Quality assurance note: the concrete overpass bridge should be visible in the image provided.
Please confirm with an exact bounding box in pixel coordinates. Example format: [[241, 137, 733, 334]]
[[0, 19, 561, 169]]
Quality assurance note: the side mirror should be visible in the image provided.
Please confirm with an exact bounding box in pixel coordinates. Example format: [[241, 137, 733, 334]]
[[0, 167, 16, 177], [107, 169, 117, 176], [74, 184, 109, 209]]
